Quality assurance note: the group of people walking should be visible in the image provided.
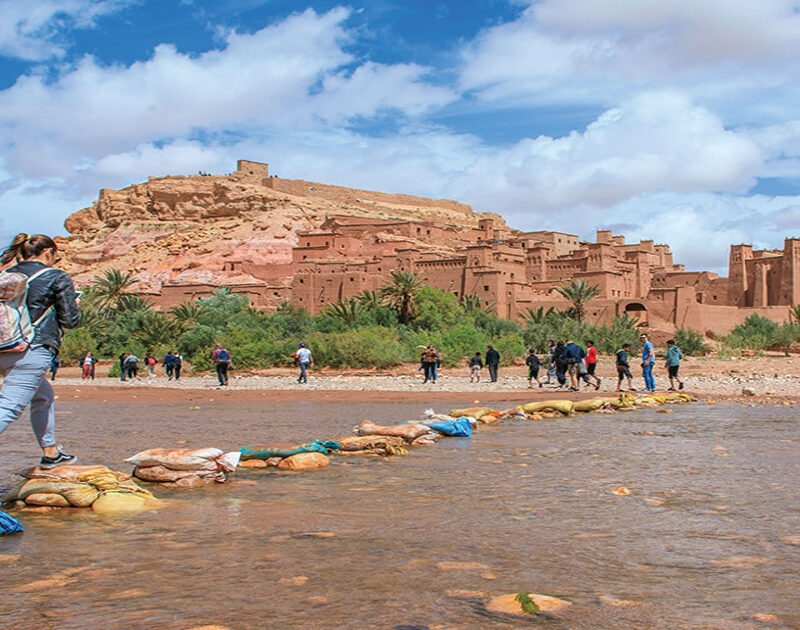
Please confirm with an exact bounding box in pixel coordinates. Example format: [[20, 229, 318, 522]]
[[440, 334, 686, 392], [118, 350, 183, 382]]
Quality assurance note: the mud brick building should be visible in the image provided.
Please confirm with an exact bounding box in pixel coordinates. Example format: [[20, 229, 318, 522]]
[[61, 160, 799, 335]]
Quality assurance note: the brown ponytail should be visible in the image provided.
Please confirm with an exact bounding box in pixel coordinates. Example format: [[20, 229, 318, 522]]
[[0, 233, 57, 265]]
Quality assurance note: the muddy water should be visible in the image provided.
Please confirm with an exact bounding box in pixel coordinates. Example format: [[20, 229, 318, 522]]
[[1, 401, 799, 629]]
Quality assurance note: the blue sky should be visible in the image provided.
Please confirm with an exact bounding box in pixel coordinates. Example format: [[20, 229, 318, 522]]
[[1, 0, 800, 273]]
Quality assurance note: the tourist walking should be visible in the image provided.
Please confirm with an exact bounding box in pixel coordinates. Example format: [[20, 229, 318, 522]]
[[144, 352, 158, 380], [469, 351, 483, 383], [0, 233, 80, 468], [49, 355, 60, 381], [81, 351, 96, 380], [119, 352, 128, 381], [525, 348, 542, 388], [123, 353, 139, 380], [294, 342, 313, 384], [163, 351, 177, 381], [553, 341, 568, 387], [420, 344, 440, 384], [212, 344, 231, 386], [615, 343, 634, 391], [665, 339, 685, 391], [564, 339, 585, 391], [584, 340, 601, 390], [545, 339, 556, 384], [640, 333, 656, 392], [486, 345, 500, 382], [173, 352, 183, 381]]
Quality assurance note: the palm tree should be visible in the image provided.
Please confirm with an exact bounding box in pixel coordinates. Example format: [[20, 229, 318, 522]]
[[521, 305, 557, 326], [131, 311, 178, 347], [460, 293, 496, 316], [115, 294, 154, 314], [356, 290, 382, 311], [324, 298, 365, 328], [169, 301, 205, 332], [555, 280, 601, 323], [379, 270, 426, 324], [790, 304, 800, 324], [91, 269, 137, 315]]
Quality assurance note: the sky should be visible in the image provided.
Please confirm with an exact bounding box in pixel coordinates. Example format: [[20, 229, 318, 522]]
[[1, 0, 799, 274]]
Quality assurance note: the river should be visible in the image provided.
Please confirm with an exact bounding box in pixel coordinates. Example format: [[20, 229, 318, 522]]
[[1, 400, 799, 629]]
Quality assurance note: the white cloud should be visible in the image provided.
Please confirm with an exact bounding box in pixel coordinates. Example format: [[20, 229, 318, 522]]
[[460, 0, 800, 122], [0, 7, 456, 180], [0, 0, 136, 61], [438, 92, 763, 219], [1, 0, 799, 278]]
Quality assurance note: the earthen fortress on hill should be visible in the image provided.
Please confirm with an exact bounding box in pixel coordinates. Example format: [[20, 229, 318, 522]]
[[62, 160, 799, 335]]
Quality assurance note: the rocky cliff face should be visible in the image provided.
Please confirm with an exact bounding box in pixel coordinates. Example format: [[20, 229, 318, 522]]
[[60, 164, 500, 293]]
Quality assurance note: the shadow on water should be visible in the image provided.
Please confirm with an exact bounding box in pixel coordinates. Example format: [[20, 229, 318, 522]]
[[1, 401, 799, 629]]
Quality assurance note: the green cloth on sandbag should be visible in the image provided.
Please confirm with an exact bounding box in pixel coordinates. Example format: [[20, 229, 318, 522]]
[[240, 440, 340, 459]]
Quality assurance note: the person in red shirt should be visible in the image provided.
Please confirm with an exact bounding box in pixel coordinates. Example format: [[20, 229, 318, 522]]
[[584, 340, 601, 390]]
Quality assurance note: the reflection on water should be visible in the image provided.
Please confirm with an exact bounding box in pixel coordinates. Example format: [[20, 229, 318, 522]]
[[1, 401, 799, 629]]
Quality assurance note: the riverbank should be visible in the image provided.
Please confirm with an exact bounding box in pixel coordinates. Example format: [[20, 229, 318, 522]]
[[46, 354, 800, 406]]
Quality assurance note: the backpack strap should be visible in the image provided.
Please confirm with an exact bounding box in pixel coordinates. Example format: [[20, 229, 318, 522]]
[[25, 267, 58, 285]]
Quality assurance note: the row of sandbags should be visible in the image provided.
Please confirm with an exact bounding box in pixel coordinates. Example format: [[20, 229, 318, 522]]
[[1, 465, 160, 513], [235, 416, 476, 470]]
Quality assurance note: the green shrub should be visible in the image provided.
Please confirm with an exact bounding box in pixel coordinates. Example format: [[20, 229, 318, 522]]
[[725, 314, 780, 350], [674, 328, 709, 356], [308, 327, 407, 368], [59, 328, 98, 365]]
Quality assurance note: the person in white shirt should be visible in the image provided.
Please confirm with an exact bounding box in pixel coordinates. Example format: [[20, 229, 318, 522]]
[[294, 343, 313, 384]]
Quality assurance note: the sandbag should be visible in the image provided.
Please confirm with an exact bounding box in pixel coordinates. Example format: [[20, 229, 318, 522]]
[[449, 406, 494, 419], [276, 452, 330, 471], [663, 392, 695, 403], [336, 435, 408, 455], [91, 491, 160, 513], [125, 448, 240, 472], [518, 400, 574, 414], [410, 432, 440, 446], [20, 465, 125, 484], [478, 414, 501, 424], [240, 440, 340, 460], [610, 393, 637, 409], [23, 493, 71, 507], [60, 484, 101, 508], [133, 465, 223, 483], [573, 398, 609, 412], [427, 418, 473, 437], [356, 420, 431, 441], [0, 510, 23, 535]]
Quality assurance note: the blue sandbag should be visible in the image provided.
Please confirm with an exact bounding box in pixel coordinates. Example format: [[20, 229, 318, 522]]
[[0, 510, 23, 535], [427, 417, 473, 437], [240, 439, 340, 459]]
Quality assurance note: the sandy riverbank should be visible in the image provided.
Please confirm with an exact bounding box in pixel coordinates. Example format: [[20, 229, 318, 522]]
[[47, 354, 800, 406]]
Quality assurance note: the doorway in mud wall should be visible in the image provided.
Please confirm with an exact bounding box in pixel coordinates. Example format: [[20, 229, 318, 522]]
[[624, 302, 648, 327]]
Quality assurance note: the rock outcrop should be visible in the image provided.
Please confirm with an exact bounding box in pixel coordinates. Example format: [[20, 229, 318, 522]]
[[59, 160, 497, 296]]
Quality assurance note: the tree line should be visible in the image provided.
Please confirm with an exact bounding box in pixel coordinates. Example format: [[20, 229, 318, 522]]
[[60, 269, 800, 372]]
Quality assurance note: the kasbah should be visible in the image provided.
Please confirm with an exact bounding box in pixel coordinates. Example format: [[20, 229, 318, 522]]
[[60, 159, 799, 340]]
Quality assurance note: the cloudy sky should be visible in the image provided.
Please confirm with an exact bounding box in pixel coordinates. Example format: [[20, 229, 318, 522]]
[[1, 0, 799, 273]]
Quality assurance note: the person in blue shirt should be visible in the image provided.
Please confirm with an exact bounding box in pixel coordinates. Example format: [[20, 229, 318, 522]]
[[563, 339, 585, 392], [665, 339, 684, 391], [640, 333, 656, 392]]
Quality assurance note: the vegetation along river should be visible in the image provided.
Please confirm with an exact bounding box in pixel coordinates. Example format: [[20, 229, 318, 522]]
[[1, 400, 798, 629]]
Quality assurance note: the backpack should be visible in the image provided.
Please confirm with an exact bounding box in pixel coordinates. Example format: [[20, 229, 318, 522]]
[[0, 268, 55, 352], [218, 349, 231, 363]]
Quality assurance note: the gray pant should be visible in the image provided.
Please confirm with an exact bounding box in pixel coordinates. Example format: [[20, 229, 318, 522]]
[[0, 345, 57, 448]]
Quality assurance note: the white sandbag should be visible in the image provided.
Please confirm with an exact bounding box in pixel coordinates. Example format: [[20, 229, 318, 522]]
[[125, 448, 240, 472]]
